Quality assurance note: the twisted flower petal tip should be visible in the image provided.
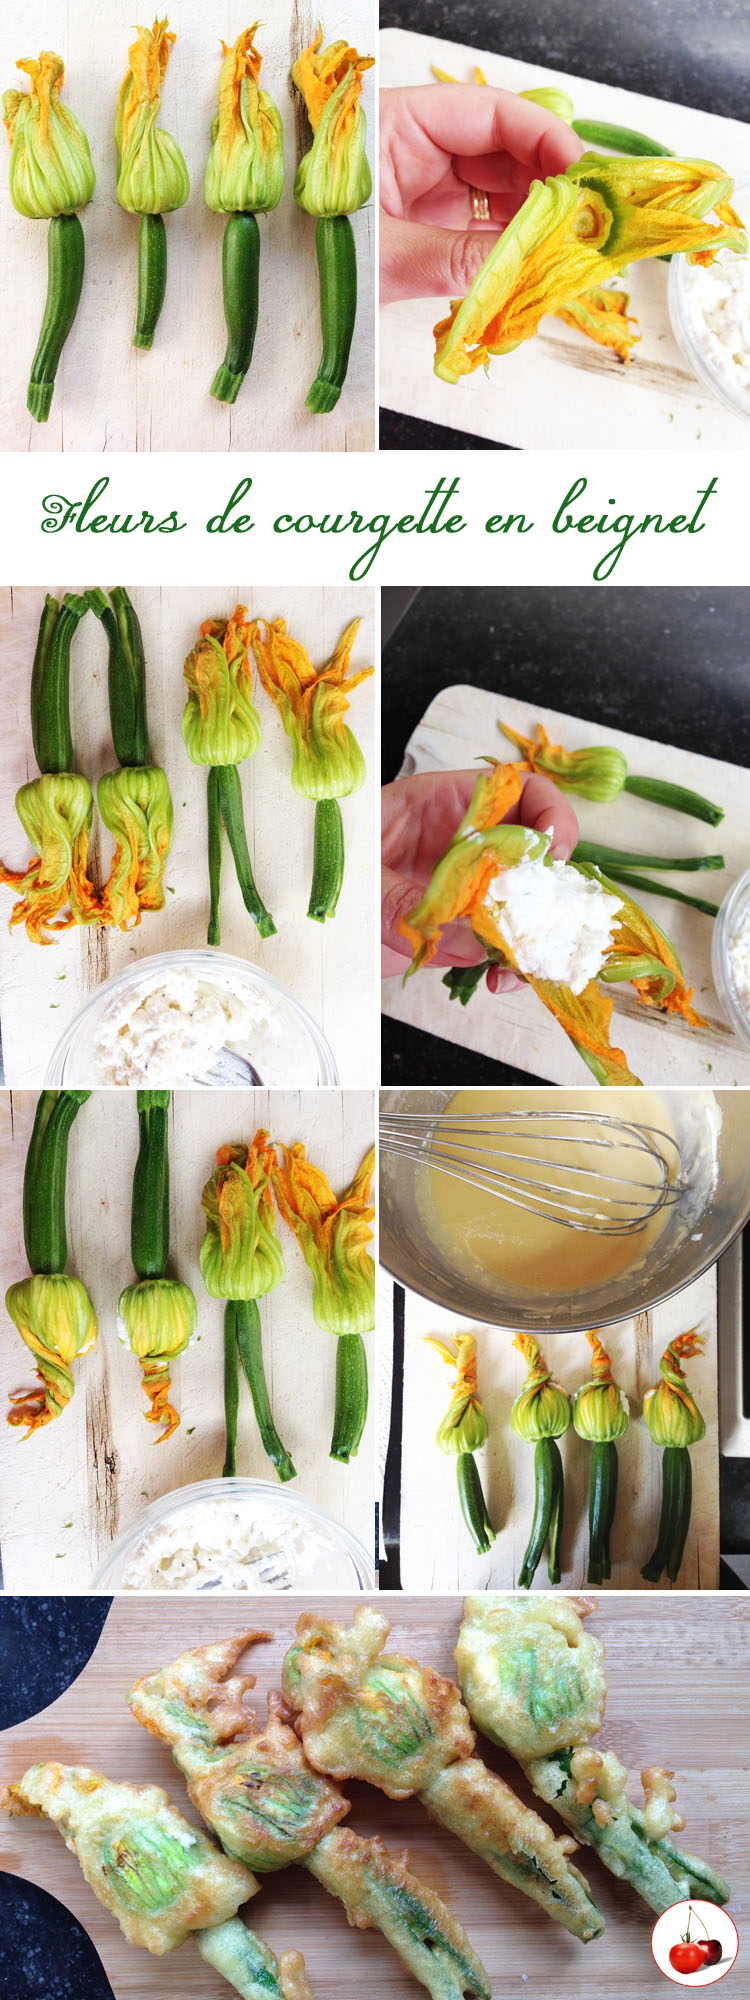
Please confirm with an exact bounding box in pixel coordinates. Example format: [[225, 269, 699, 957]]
[[0, 772, 100, 944], [115, 18, 189, 214], [643, 1330, 707, 1449], [434, 153, 747, 383], [204, 27, 284, 215], [250, 616, 373, 799], [118, 1277, 197, 1439], [183, 607, 262, 766], [425, 1333, 489, 1454], [511, 1332, 571, 1441], [6, 1273, 98, 1435], [4, 51, 95, 218], [200, 1134, 286, 1301], [292, 30, 374, 216], [271, 1141, 375, 1334], [573, 1330, 629, 1444]]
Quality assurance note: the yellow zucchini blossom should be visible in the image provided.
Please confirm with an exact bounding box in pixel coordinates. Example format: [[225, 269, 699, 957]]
[[511, 1333, 571, 1442], [3, 51, 95, 218], [573, 1331, 629, 1444], [555, 285, 640, 361], [499, 718, 629, 802], [0, 772, 100, 944], [434, 154, 747, 383], [97, 765, 174, 929], [293, 31, 374, 217], [118, 1277, 197, 1440], [425, 1332, 489, 1455], [271, 1142, 375, 1334], [6, 1273, 98, 1435], [200, 1136, 286, 1301], [399, 762, 704, 1085], [643, 1330, 706, 1450], [115, 18, 189, 215], [251, 617, 373, 799], [183, 607, 262, 767], [204, 27, 284, 215]]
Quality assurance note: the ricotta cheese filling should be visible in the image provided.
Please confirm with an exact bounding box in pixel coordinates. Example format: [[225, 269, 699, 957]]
[[682, 244, 750, 400], [92, 969, 311, 1087], [484, 853, 623, 993], [119, 1494, 360, 1592], [727, 903, 750, 1020]]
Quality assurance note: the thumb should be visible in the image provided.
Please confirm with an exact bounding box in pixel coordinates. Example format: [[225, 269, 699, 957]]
[[380, 214, 498, 304]]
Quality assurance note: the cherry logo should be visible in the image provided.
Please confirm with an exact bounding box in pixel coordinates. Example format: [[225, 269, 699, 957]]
[[668, 1907, 725, 1977]]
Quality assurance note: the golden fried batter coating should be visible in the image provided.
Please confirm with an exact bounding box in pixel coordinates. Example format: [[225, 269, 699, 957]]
[[307, 1827, 491, 1999], [281, 1607, 475, 1797], [456, 1596, 607, 1760]]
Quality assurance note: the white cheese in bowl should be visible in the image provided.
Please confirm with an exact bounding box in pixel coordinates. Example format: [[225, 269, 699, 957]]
[[681, 247, 750, 401], [484, 856, 622, 993], [119, 1494, 363, 1592], [92, 969, 295, 1086], [727, 904, 750, 1020]]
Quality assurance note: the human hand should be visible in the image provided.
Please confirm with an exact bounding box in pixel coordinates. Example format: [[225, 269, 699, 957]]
[[380, 83, 583, 304], [381, 768, 579, 982]]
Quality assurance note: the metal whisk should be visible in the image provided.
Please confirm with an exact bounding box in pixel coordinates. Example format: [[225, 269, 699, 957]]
[[379, 1109, 685, 1235]]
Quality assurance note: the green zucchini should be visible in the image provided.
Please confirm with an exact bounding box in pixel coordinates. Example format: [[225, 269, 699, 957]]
[[134, 213, 168, 350], [641, 1446, 691, 1582], [28, 213, 86, 424], [587, 1439, 618, 1583], [623, 774, 723, 825], [308, 797, 344, 921], [211, 212, 260, 405], [235, 1297, 296, 1481], [207, 765, 223, 947], [518, 1437, 562, 1589], [223, 1301, 240, 1478], [330, 1331, 368, 1463], [86, 585, 150, 768], [307, 215, 357, 414], [572, 119, 674, 157], [216, 763, 276, 938], [573, 840, 723, 873], [595, 865, 720, 919], [131, 1090, 171, 1281], [23, 1089, 90, 1276], [31, 591, 90, 775], [456, 1451, 496, 1555]]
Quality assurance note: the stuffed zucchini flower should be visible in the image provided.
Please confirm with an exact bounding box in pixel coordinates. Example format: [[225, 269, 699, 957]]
[[118, 1277, 197, 1440], [6, 1273, 98, 1435], [0, 772, 100, 944], [201, 1139, 286, 1302], [204, 28, 284, 215], [3, 52, 95, 218], [425, 1332, 495, 1554], [293, 32, 374, 217], [183, 609, 262, 766], [97, 765, 174, 929], [272, 1141, 375, 1462], [434, 154, 747, 382], [511, 1333, 571, 1588]]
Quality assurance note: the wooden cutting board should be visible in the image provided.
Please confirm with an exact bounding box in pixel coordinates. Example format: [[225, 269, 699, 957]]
[[394, 1265, 718, 1591], [0, 585, 376, 1089], [382, 683, 750, 1085], [0, 0, 374, 453], [0, 1595, 747, 2000], [0, 1088, 375, 1592], [379, 29, 750, 450]]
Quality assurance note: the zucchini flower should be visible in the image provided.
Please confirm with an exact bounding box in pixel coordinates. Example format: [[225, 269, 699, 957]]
[[573, 1331, 629, 1584], [251, 615, 373, 923], [182, 609, 262, 767], [0, 772, 101, 944], [97, 765, 174, 929], [115, 19, 189, 215], [118, 1277, 197, 1440], [3, 53, 95, 218], [114, 19, 189, 351], [201, 1138, 286, 1302], [511, 1333, 570, 1588], [271, 1142, 375, 1462], [498, 717, 722, 824], [555, 285, 639, 361], [520, 86, 575, 121], [425, 1333, 496, 1554], [434, 154, 747, 383], [293, 32, 374, 218], [6, 1273, 97, 1435], [204, 28, 284, 215], [642, 1332, 706, 1585], [200, 1135, 293, 1484]]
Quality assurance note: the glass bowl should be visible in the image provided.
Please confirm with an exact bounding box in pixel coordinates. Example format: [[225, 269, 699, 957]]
[[44, 949, 339, 1088], [712, 866, 750, 1051], [93, 1477, 376, 1592], [668, 174, 750, 420]]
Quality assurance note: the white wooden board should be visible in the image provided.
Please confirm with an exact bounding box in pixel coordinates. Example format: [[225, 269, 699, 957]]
[[379, 31, 750, 450], [0, 584, 377, 1088], [0, 1596, 747, 2000], [382, 683, 750, 1086], [393, 1270, 719, 1592], [0, 1087, 376, 1592], [0, 1, 375, 453]]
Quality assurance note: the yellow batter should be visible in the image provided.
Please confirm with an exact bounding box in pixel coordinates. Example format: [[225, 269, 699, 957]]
[[421, 1088, 678, 1294]]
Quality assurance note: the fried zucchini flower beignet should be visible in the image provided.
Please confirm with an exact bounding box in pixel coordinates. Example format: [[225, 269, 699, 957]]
[[280, 1606, 604, 1942], [456, 1595, 730, 1916], [3, 1763, 310, 2000], [127, 1633, 493, 2000]]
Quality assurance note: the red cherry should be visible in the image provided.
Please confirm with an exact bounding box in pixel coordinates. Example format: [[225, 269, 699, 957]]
[[669, 1942, 707, 1974], [701, 1939, 723, 1967]]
